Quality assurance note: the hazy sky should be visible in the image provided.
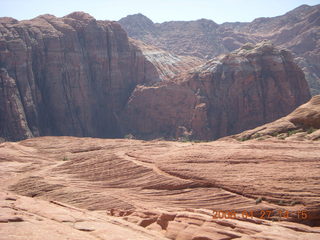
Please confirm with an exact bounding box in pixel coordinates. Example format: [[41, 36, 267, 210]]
[[1, 0, 319, 23]]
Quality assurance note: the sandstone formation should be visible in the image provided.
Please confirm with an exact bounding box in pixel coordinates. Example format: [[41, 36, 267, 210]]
[[119, 4, 320, 95], [0, 12, 159, 141], [121, 42, 311, 140], [130, 39, 204, 81], [0, 12, 313, 142], [0, 191, 168, 240], [224, 4, 320, 96], [0, 131, 319, 239], [119, 14, 227, 59], [231, 95, 320, 141]]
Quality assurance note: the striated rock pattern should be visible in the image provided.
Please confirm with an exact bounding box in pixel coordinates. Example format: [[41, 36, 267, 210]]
[[0, 12, 158, 141], [0, 191, 168, 240], [130, 39, 204, 81], [121, 42, 311, 140], [1, 133, 320, 239], [119, 4, 320, 95], [119, 15, 227, 59]]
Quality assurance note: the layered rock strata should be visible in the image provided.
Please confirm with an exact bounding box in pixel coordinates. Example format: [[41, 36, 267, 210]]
[[121, 42, 311, 140]]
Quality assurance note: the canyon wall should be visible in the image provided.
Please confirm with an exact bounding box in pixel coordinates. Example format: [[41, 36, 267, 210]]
[[0, 13, 312, 141], [121, 42, 311, 140], [0, 12, 158, 141]]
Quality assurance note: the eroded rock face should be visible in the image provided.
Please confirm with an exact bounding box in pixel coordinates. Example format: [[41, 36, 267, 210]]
[[0, 68, 33, 140], [130, 39, 204, 81], [119, 4, 320, 95], [0, 12, 158, 141], [121, 42, 311, 140], [119, 15, 226, 59], [0, 13, 312, 142]]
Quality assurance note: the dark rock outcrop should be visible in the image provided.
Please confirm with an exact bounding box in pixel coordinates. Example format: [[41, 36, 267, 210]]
[[0, 12, 158, 141], [121, 42, 311, 140]]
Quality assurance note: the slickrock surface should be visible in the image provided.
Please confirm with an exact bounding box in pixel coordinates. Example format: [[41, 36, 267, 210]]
[[0, 191, 168, 240], [119, 4, 320, 95], [0, 12, 159, 141], [0, 134, 319, 239], [232, 95, 320, 141], [121, 42, 311, 140]]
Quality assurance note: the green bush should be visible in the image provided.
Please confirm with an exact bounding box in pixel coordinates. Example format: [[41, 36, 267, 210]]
[[255, 197, 263, 204], [239, 136, 250, 141], [287, 129, 300, 136], [124, 133, 134, 139], [307, 127, 316, 134]]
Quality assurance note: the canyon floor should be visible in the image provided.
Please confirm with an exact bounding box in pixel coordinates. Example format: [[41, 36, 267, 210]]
[[1, 135, 319, 240]]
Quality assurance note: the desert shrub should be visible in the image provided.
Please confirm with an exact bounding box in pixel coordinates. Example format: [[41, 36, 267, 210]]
[[270, 132, 279, 137], [238, 136, 250, 141], [287, 129, 300, 136], [252, 133, 261, 138], [277, 133, 286, 140], [124, 133, 134, 139], [290, 201, 296, 206], [179, 135, 190, 142], [307, 127, 316, 134], [255, 197, 263, 204]]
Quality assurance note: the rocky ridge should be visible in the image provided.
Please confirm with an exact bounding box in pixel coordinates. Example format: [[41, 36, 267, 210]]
[[121, 42, 311, 140], [119, 4, 320, 95]]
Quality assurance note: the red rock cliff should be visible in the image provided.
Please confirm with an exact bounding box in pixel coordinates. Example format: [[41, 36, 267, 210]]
[[121, 42, 311, 140], [0, 12, 158, 141]]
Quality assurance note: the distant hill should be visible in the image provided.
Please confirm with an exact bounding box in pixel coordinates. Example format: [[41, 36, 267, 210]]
[[119, 4, 320, 95]]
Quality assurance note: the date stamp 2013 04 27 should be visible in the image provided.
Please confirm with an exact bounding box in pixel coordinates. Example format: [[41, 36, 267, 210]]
[[212, 210, 309, 220]]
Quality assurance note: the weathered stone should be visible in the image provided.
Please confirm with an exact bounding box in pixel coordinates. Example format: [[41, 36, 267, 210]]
[[122, 42, 311, 140], [0, 12, 158, 141]]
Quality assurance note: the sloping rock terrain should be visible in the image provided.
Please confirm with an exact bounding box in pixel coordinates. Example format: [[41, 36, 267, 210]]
[[119, 4, 320, 95], [0, 12, 159, 141], [121, 42, 311, 140], [1, 96, 320, 239], [231, 95, 320, 141]]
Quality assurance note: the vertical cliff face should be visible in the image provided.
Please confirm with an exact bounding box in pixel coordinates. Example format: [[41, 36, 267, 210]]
[[0, 12, 158, 141], [189, 42, 311, 139], [121, 42, 311, 140]]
